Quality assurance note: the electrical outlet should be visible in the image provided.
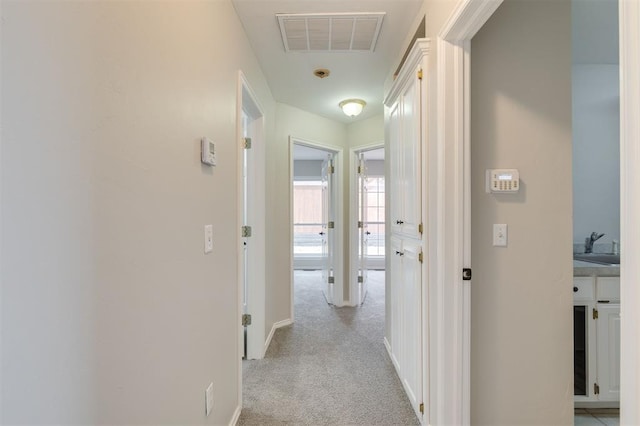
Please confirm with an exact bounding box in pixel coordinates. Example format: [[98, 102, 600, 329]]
[[205, 382, 214, 416]]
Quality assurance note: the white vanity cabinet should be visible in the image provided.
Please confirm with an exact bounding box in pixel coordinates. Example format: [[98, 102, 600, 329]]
[[573, 275, 620, 404]]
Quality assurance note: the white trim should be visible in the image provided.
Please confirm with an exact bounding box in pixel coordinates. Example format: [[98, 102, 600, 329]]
[[237, 72, 267, 362], [619, 1, 640, 424], [264, 318, 293, 356], [228, 405, 242, 426], [236, 70, 267, 413], [289, 137, 346, 308], [433, 1, 504, 425], [349, 142, 385, 306]]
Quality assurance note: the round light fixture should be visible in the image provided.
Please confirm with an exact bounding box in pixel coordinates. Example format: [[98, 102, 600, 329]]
[[339, 99, 366, 117]]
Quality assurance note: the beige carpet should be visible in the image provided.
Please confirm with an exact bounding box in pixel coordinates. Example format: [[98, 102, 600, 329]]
[[238, 270, 420, 426]]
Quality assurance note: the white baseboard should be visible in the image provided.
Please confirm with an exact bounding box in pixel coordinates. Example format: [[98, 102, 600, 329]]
[[263, 318, 293, 356], [383, 337, 401, 376], [229, 405, 241, 426]]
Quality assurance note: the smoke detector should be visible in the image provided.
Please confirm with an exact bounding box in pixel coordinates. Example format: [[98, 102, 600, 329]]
[[314, 68, 331, 79]]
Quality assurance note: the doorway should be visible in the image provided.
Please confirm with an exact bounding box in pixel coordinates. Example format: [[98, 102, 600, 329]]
[[237, 72, 266, 362], [350, 145, 385, 306], [291, 138, 344, 310]]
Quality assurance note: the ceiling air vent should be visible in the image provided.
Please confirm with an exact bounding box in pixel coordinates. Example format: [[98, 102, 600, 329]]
[[276, 12, 385, 52]]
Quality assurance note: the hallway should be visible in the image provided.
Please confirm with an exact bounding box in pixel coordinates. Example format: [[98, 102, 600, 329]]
[[238, 270, 419, 425]]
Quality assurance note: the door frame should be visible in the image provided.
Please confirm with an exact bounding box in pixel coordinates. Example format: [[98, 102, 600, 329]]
[[289, 137, 345, 315], [348, 142, 384, 306], [619, 0, 640, 422], [236, 70, 266, 373], [438, 0, 640, 424]]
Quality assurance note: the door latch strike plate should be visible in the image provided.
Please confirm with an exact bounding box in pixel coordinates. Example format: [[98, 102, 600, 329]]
[[462, 268, 472, 280]]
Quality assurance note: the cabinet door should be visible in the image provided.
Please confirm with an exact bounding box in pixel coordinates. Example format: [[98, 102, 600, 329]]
[[400, 239, 423, 417], [399, 71, 422, 238], [389, 101, 403, 236], [389, 235, 403, 372], [596, 303, 620, 401]]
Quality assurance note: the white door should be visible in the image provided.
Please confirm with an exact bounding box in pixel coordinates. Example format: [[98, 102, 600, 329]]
[[321, 154, 335, 304], [358, 153, 369, 304], [401, 239, 423, 418], [399, 68, 422, 239], [241, 111, 251, 359], [389, 235, 403, 371], [389, 101, 403, 236]]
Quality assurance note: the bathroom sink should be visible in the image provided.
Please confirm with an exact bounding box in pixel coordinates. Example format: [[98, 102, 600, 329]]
[[574, 253, 620, 265]]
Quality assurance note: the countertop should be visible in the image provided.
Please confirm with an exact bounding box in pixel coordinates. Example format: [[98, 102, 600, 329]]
[[573, 260, 620, 277]]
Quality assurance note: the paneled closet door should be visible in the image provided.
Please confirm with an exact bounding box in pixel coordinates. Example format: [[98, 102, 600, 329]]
[[399, 69, 422, 239], [389, 101, 404, 236], [400, 239, 423, 418], [389, 235, 404, 373]]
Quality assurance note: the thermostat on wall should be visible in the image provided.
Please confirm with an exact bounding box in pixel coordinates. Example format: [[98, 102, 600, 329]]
[[201, 138, 216, 166], [486, 169, 519, 193]]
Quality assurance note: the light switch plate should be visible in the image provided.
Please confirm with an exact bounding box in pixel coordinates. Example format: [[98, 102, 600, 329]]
[[493, 224, 507, 247], [205, 382, 214, 416], [204, 225, 213, 254]]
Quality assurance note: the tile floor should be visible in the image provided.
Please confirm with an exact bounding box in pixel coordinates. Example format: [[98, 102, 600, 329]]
[[575, 409, 619, 426]]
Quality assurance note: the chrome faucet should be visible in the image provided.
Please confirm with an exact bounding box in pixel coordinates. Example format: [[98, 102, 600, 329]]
[[584, 232, 605, 254]]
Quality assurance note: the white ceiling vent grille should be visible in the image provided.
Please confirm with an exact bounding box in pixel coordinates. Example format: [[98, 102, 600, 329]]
[[276, 12, 385, 52]]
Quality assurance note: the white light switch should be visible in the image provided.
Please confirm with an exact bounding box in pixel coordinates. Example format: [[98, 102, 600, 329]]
[[493, 224, 507, 247], [204, 225, 213, 253], [205, 382, 214, 416]]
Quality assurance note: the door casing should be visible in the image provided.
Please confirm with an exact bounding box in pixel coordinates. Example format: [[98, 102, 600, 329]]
[[289, 137, 345, 316]]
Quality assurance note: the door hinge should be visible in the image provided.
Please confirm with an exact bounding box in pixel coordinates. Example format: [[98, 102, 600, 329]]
[[329, 161, 335, 174], [463, 268, 472, 281], [242, 314, 252, 326], [593, 308, 599, 320], [357, 165, 362, 174], [418, 223, 423, 234], [419, 403, 424, 414], [358, 221, 363, 228], [357, 275, 363, 283], [417, 69, 423, 80], [594, 383, 600, 395], [242, 226, 252, 237], [328, 276, 335, 284], [328, 221, 335, 229], [243, 137, 252, 149], [418, 251, 424, 263]]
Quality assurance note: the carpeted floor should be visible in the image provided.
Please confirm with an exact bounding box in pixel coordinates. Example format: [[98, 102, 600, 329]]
[[238, 270, 420, 426]]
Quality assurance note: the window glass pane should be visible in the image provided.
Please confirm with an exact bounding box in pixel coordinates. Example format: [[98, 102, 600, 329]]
[[293, 180, 323, 256]]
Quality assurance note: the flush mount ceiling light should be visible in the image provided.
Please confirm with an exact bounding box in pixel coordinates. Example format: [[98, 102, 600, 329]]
[[339, 99, 366, 117]]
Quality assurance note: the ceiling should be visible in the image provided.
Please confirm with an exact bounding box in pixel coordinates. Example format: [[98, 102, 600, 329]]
[[232, 0, 423, 124]]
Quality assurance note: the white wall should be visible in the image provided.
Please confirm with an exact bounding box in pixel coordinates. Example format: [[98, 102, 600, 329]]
[[572, 65, 620, 250], [293, 160, 323, 180], [268, 103, 346, 320], [1, 1, 274, 424], [470, 0, 573, 424], [347, 114, 384, 149]]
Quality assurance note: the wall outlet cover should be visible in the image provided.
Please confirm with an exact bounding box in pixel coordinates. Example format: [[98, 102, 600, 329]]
[[205, 382, 214, 416]]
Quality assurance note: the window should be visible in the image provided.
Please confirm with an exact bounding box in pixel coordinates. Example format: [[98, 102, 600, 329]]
[[293, 181, 323, 256], [361, 176, 385, 256]]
